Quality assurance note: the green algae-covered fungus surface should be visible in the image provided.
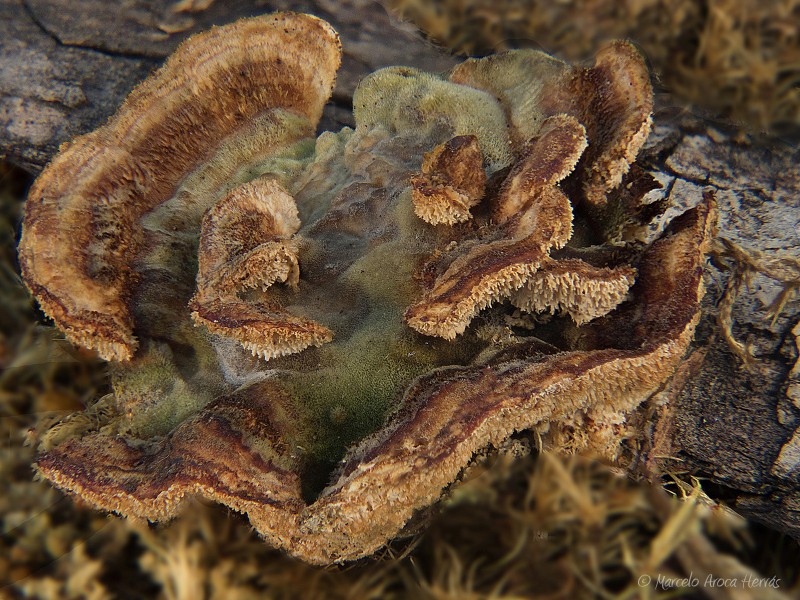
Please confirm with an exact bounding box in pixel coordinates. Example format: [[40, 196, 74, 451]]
[[19, 13, 715, 564]]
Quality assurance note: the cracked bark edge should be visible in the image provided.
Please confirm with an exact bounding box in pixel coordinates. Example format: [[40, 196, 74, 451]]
[[634, 110, 800, 540]]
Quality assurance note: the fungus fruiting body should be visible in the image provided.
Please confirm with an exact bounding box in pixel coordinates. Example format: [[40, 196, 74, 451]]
[[21, 13, 715, 564]]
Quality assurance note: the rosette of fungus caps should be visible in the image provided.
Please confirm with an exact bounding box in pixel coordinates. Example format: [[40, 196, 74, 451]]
[[20, 13, 715, 565]]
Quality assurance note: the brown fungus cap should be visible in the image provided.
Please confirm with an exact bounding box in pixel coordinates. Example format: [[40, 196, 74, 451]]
[[190, 177, 333, 360], [492, 114, 587, 223], [18, 13, 341, 361], [195, 177, 303, 296], [404, 114, 584, 340], [25, 17, 712, 567], [509, 259, 637, 326], [191, 297, 334, 362], [450, 40, 653, 207], [410, 134, 487, 225]]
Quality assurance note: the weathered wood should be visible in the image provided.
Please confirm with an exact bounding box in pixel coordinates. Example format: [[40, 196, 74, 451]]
[[1, 0, 799, 540], [638, 115, 800, 538]]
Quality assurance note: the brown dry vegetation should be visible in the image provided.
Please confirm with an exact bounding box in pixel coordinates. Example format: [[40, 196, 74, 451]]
[[387, 0, 800, 133]]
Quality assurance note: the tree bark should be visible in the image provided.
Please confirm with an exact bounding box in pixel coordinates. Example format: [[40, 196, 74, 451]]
[[638, 114, 800, 538], [2, 0, 799, 539]]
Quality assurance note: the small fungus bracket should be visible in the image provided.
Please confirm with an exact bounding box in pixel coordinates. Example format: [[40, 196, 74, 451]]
[[190, 177, 333, 360]]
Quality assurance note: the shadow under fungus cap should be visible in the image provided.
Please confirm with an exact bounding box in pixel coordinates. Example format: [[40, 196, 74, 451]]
[[19, 12, 716, 564]]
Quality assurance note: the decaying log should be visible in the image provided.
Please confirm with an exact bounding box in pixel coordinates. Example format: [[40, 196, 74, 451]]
[[638, 115, 800, 538], [1, 0, 799, 540]]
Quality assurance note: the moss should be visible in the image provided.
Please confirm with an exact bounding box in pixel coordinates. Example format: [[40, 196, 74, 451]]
[[354, 67, 514, 170], [111, 335, 225, 439], [284, 194, 485, 465]]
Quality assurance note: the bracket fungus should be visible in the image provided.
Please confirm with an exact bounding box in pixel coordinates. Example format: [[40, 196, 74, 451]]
[[20, 13, 716, 565]]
